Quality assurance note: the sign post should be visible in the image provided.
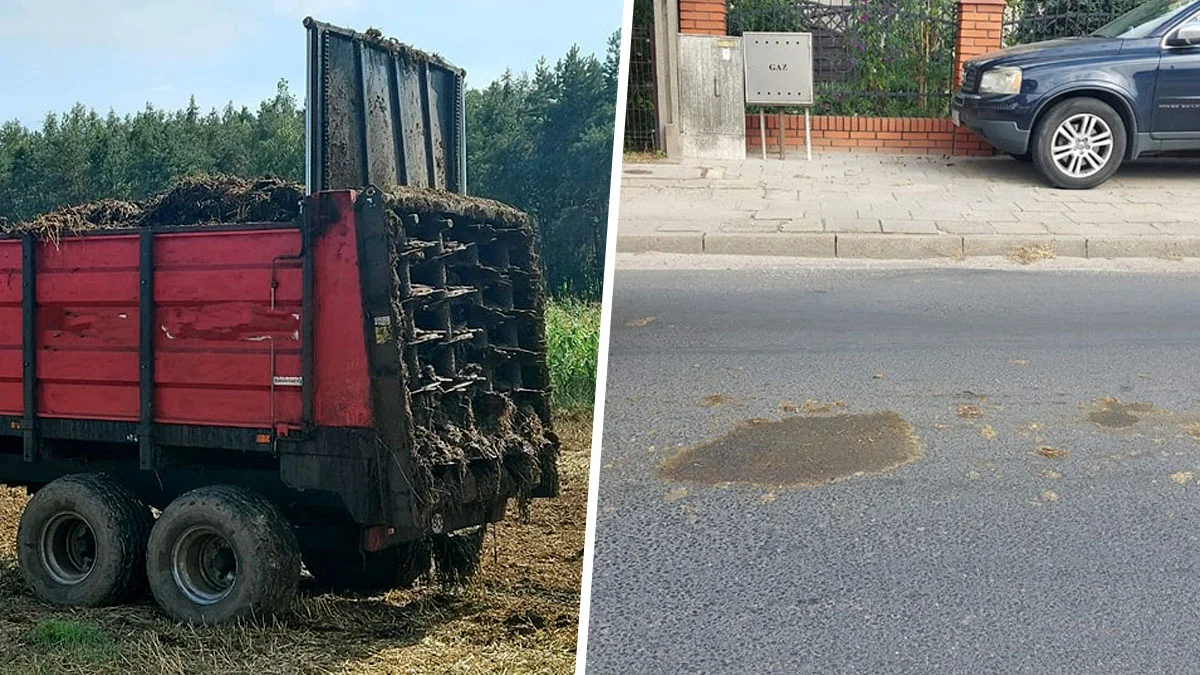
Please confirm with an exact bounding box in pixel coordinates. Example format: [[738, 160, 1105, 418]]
[[743, 32, 815, 161]]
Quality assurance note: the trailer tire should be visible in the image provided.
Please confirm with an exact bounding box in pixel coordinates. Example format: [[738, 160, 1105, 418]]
[[17, 473, 153, 607], [146, 485, 299, 624], [304, 539, 432, 593]]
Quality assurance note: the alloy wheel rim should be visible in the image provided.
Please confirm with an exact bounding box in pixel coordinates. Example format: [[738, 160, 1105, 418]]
[[1051, 113, 1114, 179], [40, 512, 97, 585], [172, 526, 238, 605]]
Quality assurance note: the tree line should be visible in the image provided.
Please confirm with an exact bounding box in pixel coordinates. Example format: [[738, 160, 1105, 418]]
[[0, 37, 617, 299]]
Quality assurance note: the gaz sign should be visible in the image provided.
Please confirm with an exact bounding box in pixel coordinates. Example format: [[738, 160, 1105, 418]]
[[743, 32, 814, 106]]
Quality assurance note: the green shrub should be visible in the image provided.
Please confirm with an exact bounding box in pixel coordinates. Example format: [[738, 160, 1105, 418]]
[[545, 299, 601, 411]]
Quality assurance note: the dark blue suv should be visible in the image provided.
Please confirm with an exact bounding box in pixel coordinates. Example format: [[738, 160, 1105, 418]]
[[953, 0, 1200, 188]]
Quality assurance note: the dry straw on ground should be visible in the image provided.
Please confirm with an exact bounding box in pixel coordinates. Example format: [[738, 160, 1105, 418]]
[[1007, 243, 1055, 265]]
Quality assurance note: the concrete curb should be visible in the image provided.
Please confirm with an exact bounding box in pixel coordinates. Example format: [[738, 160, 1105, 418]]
[[616, 232, 704, 254], [705, 232, 835, 257], [616, 233, 1200, 260]]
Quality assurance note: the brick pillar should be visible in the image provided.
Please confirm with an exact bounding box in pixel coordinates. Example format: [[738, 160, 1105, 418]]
[[679, 0, 726, 36], [954, 0, 1005, 87]]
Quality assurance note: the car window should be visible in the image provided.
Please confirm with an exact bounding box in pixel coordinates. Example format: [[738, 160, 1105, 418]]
[[1092, 0, 1197, 38]]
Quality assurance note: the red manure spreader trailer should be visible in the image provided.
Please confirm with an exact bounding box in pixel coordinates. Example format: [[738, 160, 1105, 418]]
[[0, 19, 557, 624]]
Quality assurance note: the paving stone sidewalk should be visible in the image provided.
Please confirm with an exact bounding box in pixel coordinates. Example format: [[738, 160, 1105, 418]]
[[617, 154, 1200, 259]]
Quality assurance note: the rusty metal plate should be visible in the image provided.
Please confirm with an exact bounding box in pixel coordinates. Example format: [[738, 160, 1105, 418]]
[[305, 18, 466, 195]]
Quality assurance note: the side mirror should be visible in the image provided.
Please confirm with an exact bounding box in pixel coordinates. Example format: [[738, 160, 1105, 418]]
[[1167, 24, 1200, 47]]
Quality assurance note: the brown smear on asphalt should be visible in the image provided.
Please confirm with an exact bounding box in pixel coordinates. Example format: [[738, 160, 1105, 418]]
[[659, 411, 920, 487], [699, 394, 740, 408], [1086, 397, 1161, 429], [802, 398, 848, 414], [957, 404, 984, 419], [1037, 446, 1070, 459]]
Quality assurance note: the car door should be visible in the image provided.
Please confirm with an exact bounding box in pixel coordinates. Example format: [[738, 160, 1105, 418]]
[[1153, 12, 1200, 137]]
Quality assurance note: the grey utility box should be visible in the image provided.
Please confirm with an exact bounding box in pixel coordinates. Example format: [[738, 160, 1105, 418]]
[[743, 32, 814, 106], [678, 35, 746, 160]]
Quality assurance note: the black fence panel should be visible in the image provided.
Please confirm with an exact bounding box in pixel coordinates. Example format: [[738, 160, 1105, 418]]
[[1003, 0, 1142, 45], [728, 0, 959, 117], [625, 23, 660, 152]]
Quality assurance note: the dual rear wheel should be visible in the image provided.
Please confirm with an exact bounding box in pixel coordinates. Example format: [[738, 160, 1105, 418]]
[[17, 476, 299, 624], [17, 474, 478, 623]]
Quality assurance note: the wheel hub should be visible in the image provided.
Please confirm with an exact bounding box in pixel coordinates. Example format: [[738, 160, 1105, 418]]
[[172, 526, 237, 605], [1050, 112, 1113, 179], [40, 512, 96, 585]]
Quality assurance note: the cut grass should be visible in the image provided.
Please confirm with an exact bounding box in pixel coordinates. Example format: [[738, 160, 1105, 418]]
[[0, 413, 592, 675], [545, 299, 601, 411]]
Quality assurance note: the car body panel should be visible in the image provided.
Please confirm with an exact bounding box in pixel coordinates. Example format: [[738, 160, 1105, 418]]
[[951, 0, 1200, 159]]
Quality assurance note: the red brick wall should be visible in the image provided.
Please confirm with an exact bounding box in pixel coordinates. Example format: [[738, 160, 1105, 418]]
[[746, 115, 995, 157], [679, 0, 726, 35], [955, 0, 1006, 87]]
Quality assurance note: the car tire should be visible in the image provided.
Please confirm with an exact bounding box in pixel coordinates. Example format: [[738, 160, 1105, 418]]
[[1031, 97, 1126, 189], [304, 539, 432, 593], [17, 473, 153, 607], [146, 485, 299, 624]]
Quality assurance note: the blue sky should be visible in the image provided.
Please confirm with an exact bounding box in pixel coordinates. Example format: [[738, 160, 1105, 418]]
[[0, 0, 623, 128]]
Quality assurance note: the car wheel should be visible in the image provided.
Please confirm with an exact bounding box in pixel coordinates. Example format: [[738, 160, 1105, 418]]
[[1032, 97, 1126, 189], [146, 485, 299, 624], [17, 474, 154, 607]]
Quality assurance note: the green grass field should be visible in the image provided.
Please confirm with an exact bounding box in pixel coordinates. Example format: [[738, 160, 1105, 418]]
[[545, 298, 601, 412]]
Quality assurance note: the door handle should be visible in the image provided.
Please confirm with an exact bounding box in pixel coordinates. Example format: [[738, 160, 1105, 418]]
[[714, 76, 719, 98]]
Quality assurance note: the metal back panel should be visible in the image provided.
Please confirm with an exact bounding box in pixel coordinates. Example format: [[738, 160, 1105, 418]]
[[305, 18, 466, 195], [743, 32, 815, 106]]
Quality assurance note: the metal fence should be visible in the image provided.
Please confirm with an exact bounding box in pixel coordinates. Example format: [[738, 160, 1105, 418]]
[[624, 24, 660, 153], [727, 0, 959, 117], [1002, 0, 1142, 45]]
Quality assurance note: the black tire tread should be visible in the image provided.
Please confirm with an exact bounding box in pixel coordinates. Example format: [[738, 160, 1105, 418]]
[[147, 485, 299, 624], [17, 473, 153, 607]]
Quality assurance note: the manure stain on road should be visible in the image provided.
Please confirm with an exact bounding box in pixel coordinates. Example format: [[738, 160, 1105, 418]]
[[659, 411, 920, 487], [1087, 397, 1161, 429]]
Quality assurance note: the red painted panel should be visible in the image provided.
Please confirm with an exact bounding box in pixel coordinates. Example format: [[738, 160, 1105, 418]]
[[42, 383, 138, 419], [312, 191, 373, 428], [0, 381, 18, 416], [0, 348, 18, 416], [39, 235, 138, 270], [156, 230, 302, 267], [39, 271, 138, 305], [155, 269, 301, 305], [0, 239, 18, 304], [38, 350, 137, 384], [158, 386, 302, 426], [0, 193, 375, 432], [0, 307, 18, 344]]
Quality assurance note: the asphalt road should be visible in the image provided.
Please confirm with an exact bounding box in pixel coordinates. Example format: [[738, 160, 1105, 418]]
[[586, 257, 1200, 675]]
